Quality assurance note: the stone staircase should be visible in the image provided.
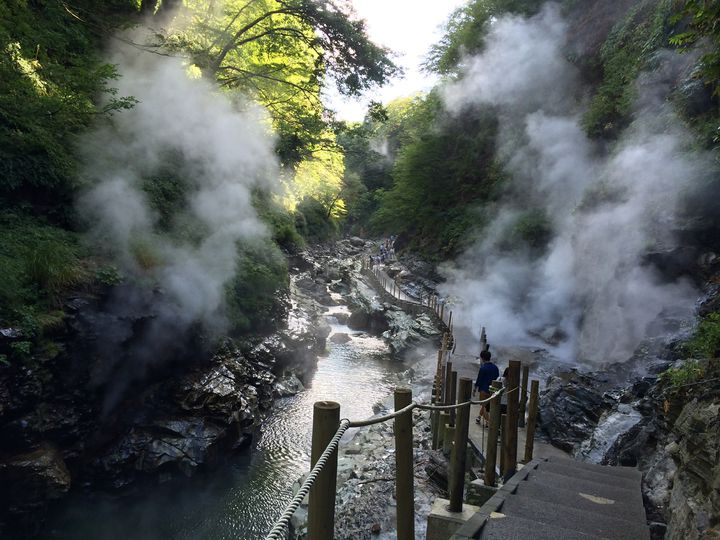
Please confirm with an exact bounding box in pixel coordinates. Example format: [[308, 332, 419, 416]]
[[451, 456, 649, 540]]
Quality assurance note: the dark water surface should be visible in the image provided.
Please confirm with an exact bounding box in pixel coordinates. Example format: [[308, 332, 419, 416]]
[[45, 307, 406, 540]]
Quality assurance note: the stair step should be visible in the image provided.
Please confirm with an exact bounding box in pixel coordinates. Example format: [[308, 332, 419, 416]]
[[478, 513, 606, 540], [537, 461, 640, 489], [526, 469, 641, 504], [515, 480, 647, 524], [500, 493, 650, 540], [546, 455, 641, 481]]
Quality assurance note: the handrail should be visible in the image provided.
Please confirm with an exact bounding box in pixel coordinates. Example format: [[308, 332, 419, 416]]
[[263, 386, 509, 539], [265, 418, 351, 540]]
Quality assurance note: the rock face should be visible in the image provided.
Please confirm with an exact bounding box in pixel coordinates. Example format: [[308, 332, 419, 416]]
[[665, 397, 720, 540], [0, 273, 328, 538], [88, 343, 277, 488], [538, 370, 614, 453]]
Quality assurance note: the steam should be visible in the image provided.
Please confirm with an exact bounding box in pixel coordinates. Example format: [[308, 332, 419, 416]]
[[439, 5, 707, 364], [77, 35, 278, 409]]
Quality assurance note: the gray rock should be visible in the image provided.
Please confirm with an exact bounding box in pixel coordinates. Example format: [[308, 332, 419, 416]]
[[0, 443, 71, 503]]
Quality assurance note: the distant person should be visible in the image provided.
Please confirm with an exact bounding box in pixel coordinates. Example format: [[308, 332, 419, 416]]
[[497, 367, 509, 415], [475, 350, 499, 423]]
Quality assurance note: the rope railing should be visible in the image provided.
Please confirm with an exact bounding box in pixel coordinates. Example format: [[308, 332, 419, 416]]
[[265, 418, 351, 540], [264, 255, 541, 540], [263, 386, 510, 539]]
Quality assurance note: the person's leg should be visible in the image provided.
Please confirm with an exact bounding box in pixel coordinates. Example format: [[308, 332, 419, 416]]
[[476, 390, 491, 422]]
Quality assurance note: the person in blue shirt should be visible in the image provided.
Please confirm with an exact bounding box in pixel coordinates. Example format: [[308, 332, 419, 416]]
[[475, 349, 499, 423]]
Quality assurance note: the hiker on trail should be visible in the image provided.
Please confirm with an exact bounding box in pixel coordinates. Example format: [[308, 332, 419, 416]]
[[475, 350, 499, 423], [497, 367, 509, 415]]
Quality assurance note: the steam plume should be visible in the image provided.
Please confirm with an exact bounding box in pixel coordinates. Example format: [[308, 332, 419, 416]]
[[439, 5, 707, 364], [77, 35, 278, 409]]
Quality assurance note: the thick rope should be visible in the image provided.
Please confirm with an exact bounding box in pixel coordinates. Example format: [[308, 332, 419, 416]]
[[264, 383, 511, 538], [264, 419, 351, 540], [348, 402, 417, 427]]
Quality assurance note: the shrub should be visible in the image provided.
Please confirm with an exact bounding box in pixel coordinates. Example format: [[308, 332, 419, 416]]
[[226, 241, 289, 334], [659, 359, 705, 388], [684, 312, 720, 358]]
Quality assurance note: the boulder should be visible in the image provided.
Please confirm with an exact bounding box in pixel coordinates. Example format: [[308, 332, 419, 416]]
[[0, 443, 71, 505], [538, 370, 613, 453]]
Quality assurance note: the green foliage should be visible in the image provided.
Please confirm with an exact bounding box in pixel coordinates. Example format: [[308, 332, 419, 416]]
[[670, 0, 720, 97], [94, 265, 124, 286], [583, 0, 672, 139], [659, 359, 706, 387], [161, 0, 397, 166], [684, 312, 720, 358], [254, 191, 305, 253], [0, 0, 137, 216], [0, 212, 88, 336], [140, 159, 190, 231], [425, 0, 547, 74], [226, 241, 289, 333], [368, 92, 504, 259], [295, 197, 339, 242], [498, 210, 554, 253]]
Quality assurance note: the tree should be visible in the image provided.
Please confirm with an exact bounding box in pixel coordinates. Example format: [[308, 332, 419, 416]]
[[670, 0, 720, 97], [150, 0, 397, 163]]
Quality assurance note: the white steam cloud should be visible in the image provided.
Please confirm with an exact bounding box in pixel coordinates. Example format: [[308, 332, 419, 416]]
[[76, 34, 281, 411], [79, 41, 278, 331], [440, 4, 707, 364]]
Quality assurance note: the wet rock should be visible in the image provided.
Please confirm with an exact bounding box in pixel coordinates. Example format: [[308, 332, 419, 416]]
[[330, 333, 352, 344], [644, 247, 701, 284], [538, 370, 613, 453], [274, 373, 304, 397], [0, 443, 71, 504], [665, 398, 720, 540], [0, 327, 24, 341]]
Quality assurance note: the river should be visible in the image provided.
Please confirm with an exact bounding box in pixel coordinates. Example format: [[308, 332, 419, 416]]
[[44, 300, 410, 540]]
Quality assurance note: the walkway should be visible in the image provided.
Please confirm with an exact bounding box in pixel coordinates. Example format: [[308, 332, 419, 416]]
[[368, 254, 651, 540], [451, 456, 649, 540]]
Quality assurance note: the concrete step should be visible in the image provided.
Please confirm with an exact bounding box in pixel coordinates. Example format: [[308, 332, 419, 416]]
[[536, 460, 640, 490], [515, 480, 647, 524], [546, 455, 642, 481], [478, 513, 606, 540], [526, 469, 643, 506], [500, 493, 650, 540]]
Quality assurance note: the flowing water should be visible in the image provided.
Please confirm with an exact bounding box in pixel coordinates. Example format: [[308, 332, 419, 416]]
[[45, 302, 408, 540]]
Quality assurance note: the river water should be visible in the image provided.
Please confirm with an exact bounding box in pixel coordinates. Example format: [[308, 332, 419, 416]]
[[45, 302, 409, 540]]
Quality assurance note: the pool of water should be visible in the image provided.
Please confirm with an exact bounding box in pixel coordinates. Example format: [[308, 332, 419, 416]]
[[45, 306, 407, 540]]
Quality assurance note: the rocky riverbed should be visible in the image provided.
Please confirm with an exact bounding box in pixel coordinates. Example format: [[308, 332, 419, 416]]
[[0, 237, 450, 539], [536, 275, 720, 540]]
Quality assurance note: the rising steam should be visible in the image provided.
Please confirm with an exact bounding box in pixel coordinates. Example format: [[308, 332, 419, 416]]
[[77, 33, 278, 410], [439, 4, 707, 364]]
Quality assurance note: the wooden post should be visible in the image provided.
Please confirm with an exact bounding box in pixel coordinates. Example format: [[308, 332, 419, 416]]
[[440, 301, 445, 323], [499, 413, 507, 476], [449, 371, 458, 426], [449, 378, 473, 511], [308, 401, 340, 540], [443, 423, 455, 455], [432, 349, 445, 450], [518, 365, 529, 428], [443, 362, 453, 407], [524, 380, 540, 462], [484, 381, 502, 487], [438, 412, 450, 447], [502, 360, 521, 480], [447, 310, 453, 330], [394, 387, 414, 540]]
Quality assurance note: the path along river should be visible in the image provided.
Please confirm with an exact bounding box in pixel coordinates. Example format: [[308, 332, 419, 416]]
[[44, 293, 416, 540]]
